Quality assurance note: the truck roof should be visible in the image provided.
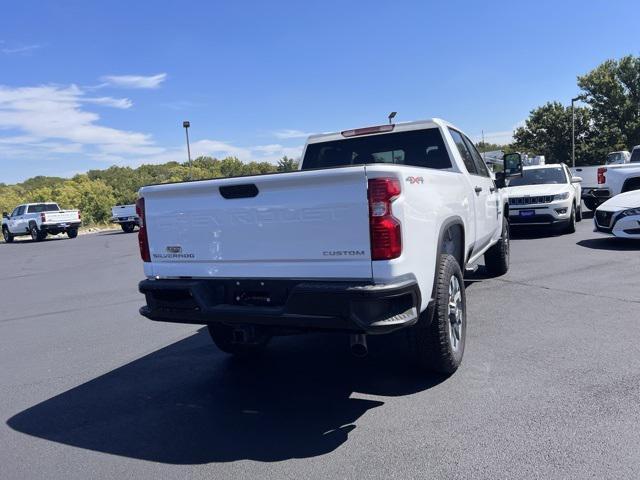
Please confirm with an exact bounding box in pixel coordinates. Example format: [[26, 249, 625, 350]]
[[19, 202, 59, 206], [306, 118, 455, 144], [523, 164, 564, 170]]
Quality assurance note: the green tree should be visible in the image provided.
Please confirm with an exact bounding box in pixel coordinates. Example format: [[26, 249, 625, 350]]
[[71, 176, 116, 224], [578, 55, 640, 154], [277, 156, 299, 172], [475, 142, 505, 153], [1, 155, 281, 226], [219, 157, 246, 178], [513, 101, 595, 165]]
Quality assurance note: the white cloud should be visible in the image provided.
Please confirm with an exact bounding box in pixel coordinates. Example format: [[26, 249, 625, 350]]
[[0, 81, 304, 179], [0, 84, 152, 157], [253, 143, 286, 154], [101, 73, 167, 89], [133, 141, 303, 168], [83, 96, 133, 109], [191, 139, 252, 160], [272, 129, 314, 139], [1, 44, 41, 55]]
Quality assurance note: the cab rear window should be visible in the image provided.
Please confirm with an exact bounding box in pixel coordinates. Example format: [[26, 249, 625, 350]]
[[27, 204, 60, 213], [301, 128, 452, 170]]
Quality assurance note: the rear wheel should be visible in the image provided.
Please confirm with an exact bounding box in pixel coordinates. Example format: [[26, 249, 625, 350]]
[[67, 228, 78, 239], [484, 217, 510, 276], [2, 227, 14, 243], [121, 223, 135, 233], [30, 225, 46, 242], [207, 324, 271, 357], [409, 254, 466, 375]]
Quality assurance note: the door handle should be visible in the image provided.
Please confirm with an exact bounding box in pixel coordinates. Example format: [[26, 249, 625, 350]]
[[489, 186, 497, 193], [474, 186, 483, 194]]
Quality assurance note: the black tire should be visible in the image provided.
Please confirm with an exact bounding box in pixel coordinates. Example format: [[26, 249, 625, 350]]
[[207, 324, 270, 357], [583, 198, 598, 211], [2, 226, 14, 243], [564, 206, 576, 234], [408, 254, 466, 374], [67, 228, 78, 239], [576, 203, 582, 222], [484, 217, 510, 276], [30, 224, 45, 242], [121, 223, 136, 233]]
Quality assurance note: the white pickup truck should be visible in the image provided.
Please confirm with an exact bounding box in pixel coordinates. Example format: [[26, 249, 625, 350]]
[[2, 202, 81, 242], [110, 204, 140, 233], [136, 119, 523, 373], [571, 146, 640, 210]]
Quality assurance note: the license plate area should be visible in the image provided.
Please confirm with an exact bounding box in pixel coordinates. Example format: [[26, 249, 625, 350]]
[[229, 280, 290, 307], [519, 210, 535, 217]]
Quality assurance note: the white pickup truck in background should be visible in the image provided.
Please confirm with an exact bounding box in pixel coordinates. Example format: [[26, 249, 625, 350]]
[[571, 146, 640, 210], [136, 118, 523, 374], [2, 203, 81, 242], [110, 205, 140, 233]]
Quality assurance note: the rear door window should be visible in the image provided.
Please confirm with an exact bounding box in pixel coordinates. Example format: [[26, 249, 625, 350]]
[[448, 129, 477, 174], [462, 135, 491, 177]]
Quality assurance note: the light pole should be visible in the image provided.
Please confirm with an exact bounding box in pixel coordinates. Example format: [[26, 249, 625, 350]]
[[571, 96, 586, 168], [183, 120, 192, 180]]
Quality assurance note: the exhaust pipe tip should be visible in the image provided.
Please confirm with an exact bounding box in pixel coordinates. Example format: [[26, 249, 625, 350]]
[[350, 334, 368, 357]]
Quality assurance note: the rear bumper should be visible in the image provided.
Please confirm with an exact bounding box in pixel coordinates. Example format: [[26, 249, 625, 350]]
[[111, 217, 139, 224], [41, 221, 81, 231], [139, 276, 421, 335]]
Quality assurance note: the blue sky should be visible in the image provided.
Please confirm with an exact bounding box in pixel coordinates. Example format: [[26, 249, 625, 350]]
[[0, 0, 637, 183]]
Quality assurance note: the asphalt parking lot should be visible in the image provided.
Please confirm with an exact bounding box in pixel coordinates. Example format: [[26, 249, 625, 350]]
[[1, 210, 639, 480]]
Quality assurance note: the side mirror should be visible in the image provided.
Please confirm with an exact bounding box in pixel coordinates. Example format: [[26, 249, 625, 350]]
[[494, 171, 506, 189], [571, 176, 583, 183], [503, 152, 523, 178], [2, 212, 8, 219]]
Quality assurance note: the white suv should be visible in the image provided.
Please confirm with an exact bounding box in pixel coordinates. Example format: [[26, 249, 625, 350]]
[[506, 164, 582, 233]]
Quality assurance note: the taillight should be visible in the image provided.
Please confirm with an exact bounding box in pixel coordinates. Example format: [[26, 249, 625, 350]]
[[368, 177, 402, 260], [40, 213, 46, 223], [597, 167, 607, 184], [136, 197, 150, 262]]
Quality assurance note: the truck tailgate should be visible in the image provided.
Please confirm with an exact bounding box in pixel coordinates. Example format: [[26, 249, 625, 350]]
[[112, 205, 136, 219], [44, 211, 79, 223], [141, 166, 373, 279]]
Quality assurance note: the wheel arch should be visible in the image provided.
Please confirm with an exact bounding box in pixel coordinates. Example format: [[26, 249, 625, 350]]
[[435, 217, 466, 270], [621, 176, 640, 193]]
